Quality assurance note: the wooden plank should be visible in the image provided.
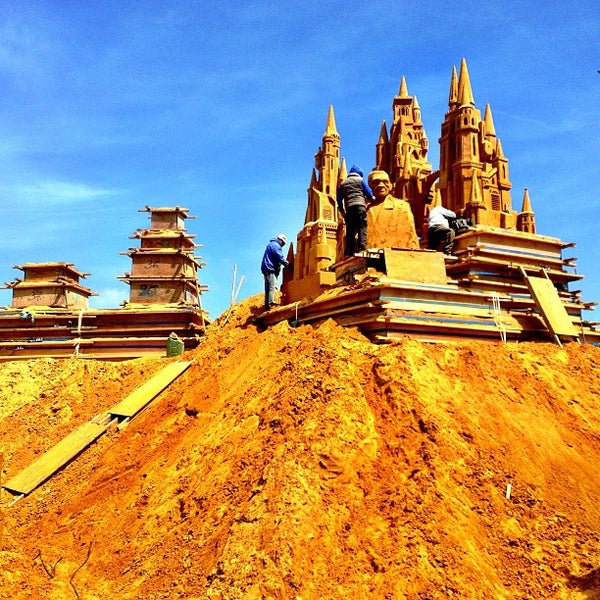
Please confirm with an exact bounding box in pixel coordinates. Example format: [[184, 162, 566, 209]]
[[109, 361, 192, 419], [520, 267, 579, 343], [449, 254, 583, 284], [2, 419, 112, 496], [2, 361, 192, 496]]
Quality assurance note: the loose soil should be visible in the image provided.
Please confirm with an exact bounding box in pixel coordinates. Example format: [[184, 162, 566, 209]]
[[1, 294, 599, 599]]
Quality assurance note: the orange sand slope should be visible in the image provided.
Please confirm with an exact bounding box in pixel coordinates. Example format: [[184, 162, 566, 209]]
[[1, 295, 599, 599]]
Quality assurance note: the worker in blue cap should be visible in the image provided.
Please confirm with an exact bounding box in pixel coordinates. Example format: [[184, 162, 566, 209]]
[[337, 165, 373, 256]]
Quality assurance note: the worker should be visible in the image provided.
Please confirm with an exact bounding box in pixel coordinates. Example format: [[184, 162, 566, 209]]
[[261, 234, 289, 309], [427, 204, 457, 255], [337, 165, 373, 257]]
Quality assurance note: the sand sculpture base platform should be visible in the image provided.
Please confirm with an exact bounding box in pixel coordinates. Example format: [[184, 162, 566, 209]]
[[0, 305, 207, 361], [263, 230, 600, 346]]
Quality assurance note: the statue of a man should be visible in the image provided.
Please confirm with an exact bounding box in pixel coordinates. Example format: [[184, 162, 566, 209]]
[[367, 170, 419, 249]]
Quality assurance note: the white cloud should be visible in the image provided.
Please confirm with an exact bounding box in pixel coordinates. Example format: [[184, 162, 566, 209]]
[[1, 180, 121, 208]]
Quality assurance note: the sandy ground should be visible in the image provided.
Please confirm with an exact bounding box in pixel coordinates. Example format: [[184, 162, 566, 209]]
[[1, 294, 599, 599]]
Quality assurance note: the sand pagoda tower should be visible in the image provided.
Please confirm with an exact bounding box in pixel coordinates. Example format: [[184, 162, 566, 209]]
[[437, 58, 526, 230], [3, 262, 97, 310], [118, 206, 208, 308]]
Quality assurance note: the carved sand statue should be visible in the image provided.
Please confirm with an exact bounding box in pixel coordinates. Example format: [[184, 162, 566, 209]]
[[275, 60, 599, 347], [366, 170, 419, 250]]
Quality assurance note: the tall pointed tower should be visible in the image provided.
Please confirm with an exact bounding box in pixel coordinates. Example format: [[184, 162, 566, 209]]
[[118, 206, 208, 308], [374, 76, 434, 237], [438, 59, 516, 228], [281, 107, 341, 302]]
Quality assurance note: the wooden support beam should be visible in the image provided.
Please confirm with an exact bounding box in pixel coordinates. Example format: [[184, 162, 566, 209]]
[[2, 418, 114, 496], [109, 361, 192, 420], [519, 267, 580, 346], [2, 361, 193, 498]]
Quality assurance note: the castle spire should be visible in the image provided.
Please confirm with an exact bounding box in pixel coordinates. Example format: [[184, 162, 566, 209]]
[[521, 187, 533, 213], [339, 158, 347, 182], [375, 120, 389, 172], [496, 138, 505, 158], [318, 105, 340, 196], [449, 65, 458, 108], [517, 188, 536, 233], [483, 104, 496, 137], [378, 120, 389, 144], [399, 75, 409, 97], [324, 104, 338, 136], [412, 95, 422, 124], [457, 58, 474, 106]]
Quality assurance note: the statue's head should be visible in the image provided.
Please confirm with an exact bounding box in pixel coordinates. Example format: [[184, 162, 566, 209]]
[[368, 170, 392, 201]]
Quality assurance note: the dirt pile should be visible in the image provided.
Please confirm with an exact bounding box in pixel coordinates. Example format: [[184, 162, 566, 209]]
[[1, 294, 599, 599]]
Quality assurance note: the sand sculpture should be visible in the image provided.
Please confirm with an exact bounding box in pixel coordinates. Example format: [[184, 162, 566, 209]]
[[366, 170, 419, 250], [275, 59, 598, 346]]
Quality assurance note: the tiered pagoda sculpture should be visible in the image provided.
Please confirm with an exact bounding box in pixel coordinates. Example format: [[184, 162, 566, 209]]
[[272, 59, 598, 345], [118, 205, 208, 308], [0, 206, 209, 360], [4, 262, 97, 310]]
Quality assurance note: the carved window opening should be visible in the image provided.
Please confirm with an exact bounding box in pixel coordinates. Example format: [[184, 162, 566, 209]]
[[491, 192, 501, 211]]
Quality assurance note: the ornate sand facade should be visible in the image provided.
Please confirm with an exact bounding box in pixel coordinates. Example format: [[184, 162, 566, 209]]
[[282, 58, 537, 303], [282, 106, 341, 300]]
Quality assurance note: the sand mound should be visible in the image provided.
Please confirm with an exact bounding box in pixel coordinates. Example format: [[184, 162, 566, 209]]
[[1, 294, 599, 599]]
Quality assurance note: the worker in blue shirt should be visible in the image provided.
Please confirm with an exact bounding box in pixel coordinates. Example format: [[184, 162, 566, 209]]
[[261, 234, 289, 309]]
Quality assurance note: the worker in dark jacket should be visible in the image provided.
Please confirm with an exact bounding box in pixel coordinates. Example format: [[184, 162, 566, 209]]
[[261, 234, 289, 309], [337, 165, 373, 256]]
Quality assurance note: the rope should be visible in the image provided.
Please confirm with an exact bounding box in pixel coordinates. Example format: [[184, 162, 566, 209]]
[[491, 292, 507, 343]]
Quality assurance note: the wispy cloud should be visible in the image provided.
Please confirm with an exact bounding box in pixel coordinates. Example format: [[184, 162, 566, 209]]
[[1, 180, 121, 208]]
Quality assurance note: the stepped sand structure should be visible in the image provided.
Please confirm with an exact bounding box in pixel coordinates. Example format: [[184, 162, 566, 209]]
[[267, 59, 599, 345], [0, 206, 209, 360]]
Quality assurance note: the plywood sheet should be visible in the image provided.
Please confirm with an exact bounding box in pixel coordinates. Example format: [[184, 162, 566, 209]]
[[2, 420, 111, 496], [521, 269, 579, 339], [109, 361, 191, 419]]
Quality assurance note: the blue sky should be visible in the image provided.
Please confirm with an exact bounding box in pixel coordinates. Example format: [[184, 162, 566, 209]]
[[1, 1, 599, 321]]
